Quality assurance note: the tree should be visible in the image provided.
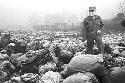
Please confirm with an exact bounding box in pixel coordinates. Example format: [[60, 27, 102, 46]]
[[121, 19, 125, 27], [118, 1, 125, 14], [118, 1, 125, 27]]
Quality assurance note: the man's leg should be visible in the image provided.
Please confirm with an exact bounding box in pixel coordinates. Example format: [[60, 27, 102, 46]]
[[86, 35, 94, 54], [95, 35, 104, 54]]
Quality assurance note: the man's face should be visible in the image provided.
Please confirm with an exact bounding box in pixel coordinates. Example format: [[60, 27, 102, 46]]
[[89, 11, 95, 16]]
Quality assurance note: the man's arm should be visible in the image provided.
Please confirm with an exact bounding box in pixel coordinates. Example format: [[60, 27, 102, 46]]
[[98, 16, 104, 29], [96, 16, 104, 34], [100, 18, 104, 28], [83, 18, 89, 27]]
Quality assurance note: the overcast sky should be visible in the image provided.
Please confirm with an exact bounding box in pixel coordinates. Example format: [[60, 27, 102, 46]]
[[0, 0, 122, 25]]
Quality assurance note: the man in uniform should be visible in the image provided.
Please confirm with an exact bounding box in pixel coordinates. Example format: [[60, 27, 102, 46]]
[[83, 7, 104, 54]]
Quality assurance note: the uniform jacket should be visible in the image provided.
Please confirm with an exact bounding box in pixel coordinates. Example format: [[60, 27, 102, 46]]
[[83, 15, 104, 37]]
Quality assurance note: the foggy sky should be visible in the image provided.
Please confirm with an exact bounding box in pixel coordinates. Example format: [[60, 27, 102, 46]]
[[0, 0, 121, 25]]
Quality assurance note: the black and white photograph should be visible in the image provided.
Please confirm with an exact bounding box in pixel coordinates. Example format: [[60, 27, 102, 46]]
[[0, 0, 125, 83]]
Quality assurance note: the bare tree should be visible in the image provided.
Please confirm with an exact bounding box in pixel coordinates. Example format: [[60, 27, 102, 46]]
[[118, 1, 125, 14], [121, 19, 125, 27]]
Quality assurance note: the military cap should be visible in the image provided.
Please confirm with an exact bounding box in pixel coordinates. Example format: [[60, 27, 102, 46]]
[[89, 7, 96, 12]]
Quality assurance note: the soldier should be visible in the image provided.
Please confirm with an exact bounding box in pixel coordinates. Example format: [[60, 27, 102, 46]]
[[83, 7, 104, 54]]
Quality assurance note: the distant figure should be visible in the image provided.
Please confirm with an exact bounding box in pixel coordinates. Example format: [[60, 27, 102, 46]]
[[83, 7, 104, 54]]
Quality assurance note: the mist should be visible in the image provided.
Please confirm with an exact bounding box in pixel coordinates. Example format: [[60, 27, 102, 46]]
[[0, 0, 121, 29]]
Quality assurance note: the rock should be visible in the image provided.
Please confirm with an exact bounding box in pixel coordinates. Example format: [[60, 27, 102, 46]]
[[63, 72, 99, 83], [102, 66, 125, 83], [41, 71, 62, 83], [120, 51, 125, 57], [0, 70, 7, 83], [62, 54, 104, 78], [59, 50, 73, 64], [39, 62, 57, 75], [0, 54, 9, 61]]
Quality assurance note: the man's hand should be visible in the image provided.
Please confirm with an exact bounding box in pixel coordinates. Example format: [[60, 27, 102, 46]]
[[97, 30, 101, 34]]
